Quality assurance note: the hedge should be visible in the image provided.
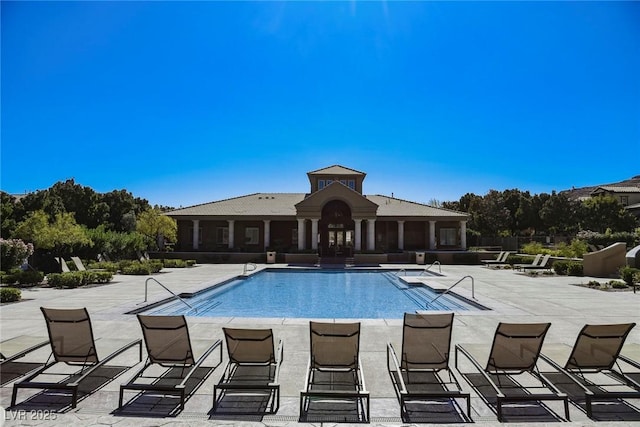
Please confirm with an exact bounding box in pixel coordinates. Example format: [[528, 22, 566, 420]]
[[0, 270, 45, 285], [47, 271, 113, 288], [0, 287, 21, 302]]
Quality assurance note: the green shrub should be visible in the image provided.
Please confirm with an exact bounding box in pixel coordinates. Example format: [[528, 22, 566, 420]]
[[86, 261, 119, 273], [520, 242, 546, 255], [163, 259, 188, 268], [609, 280, 628, 289], [0, 287, 21, 302], [567, 262, 583, 276], [507, 255, 535, 265], [553, 260, 568, 275], [146, 260, 163, 273], [47, 272, 85, 288], [16, 270, 45, 285], [186, 259, 197, 267], [93, 271, 113, 283], [619, 266, 639, 286], [121, 263, 152, 275], [0, 271, 17, 285]]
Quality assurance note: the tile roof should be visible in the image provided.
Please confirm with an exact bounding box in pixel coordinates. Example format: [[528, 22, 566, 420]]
[[592, 186, 640, 194], [307, 165, 365, 175], [167, 192, 468, 219]]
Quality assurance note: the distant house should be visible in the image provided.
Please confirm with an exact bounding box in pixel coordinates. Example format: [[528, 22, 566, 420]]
[[590, 186, 640, 217], [166, 165, 470, 256]]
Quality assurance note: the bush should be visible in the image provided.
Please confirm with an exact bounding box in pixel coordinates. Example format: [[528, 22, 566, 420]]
[[86, 261, 119, 273], [567, 262, 583, 276], [0, 287, 21, 303], [186, 259, 197, 267], [0, 239, 34, 271], [619, 266, 639, 286], [609, 280, 628, 289], [92, 271, 114, 283], [553, 260, 568, 275], [16, 270, 45, 285], [163, 259, 188, 268], [121, 263, 152, 275], [47, 272, 85, 288]]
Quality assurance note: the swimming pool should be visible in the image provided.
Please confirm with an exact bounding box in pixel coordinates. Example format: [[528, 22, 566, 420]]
[[140, 270, 486, 319]]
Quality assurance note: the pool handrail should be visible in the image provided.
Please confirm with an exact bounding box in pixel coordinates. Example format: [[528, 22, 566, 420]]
[[144, 277, 197, 314], [420, 260, 442, 275], [243, 262, 257, 275], [427, 275, 475, 307]]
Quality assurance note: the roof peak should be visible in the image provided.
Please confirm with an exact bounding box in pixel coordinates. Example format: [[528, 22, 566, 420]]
[[307, 165, 366, 176]]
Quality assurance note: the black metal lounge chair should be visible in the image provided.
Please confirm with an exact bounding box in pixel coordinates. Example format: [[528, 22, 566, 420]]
[[481, 252, 510, 267], [1, 337, 50, 386], [387, 313, 471, 422], [520, 254, 552, 272], [455, 322, 570, 421], [213, 327, 283, 414], [11, 307, 142, 408], [513, 254, 542, 271], [540, 323, 639, 418], [119, 315, 222, 413], [300, 321, 369, 422]]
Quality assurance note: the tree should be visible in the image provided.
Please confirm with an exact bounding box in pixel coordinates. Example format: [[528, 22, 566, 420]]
[[13, 210, 90, 256], [136, 208, 177, 250], [578, 195, 639, 233], [539, 191, 580, 234]]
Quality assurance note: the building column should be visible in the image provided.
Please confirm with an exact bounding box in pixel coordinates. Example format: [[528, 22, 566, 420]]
[[192, 219, 200, 250], [227, 219, 235, 249], [311, 219, 319, 250], [460, 220, 467, 250], [354, 219, 362, 251], [297, 218, 306, 251], [367, 219, 376, 251], [397, 220, 405, 251], [263, 219, 271, 250], [429, 221, 436, 250]]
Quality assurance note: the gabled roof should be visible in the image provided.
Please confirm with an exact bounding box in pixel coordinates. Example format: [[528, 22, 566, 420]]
[[167, 193, 306, 217], [591, 186, 640, 194], [307, 165, 365, 176], [367, 195, 468, 219], [166, 191, 468, 220]]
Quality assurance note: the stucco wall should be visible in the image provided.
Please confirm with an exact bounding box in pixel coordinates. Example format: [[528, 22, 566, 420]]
[[583, 242, 627, 278]]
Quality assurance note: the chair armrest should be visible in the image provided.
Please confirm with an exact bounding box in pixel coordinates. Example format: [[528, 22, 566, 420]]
[[538, 353, 591, 395], [273, 339, 284, 384], [70, 338, 142, 387], [178, 339, 222, 387], [387, 343, 407, 395], [454, 344, 504, 398], [0, 340, 49, 364]]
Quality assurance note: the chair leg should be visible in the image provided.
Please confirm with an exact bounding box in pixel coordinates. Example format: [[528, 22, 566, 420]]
[[71, 387, 78, 408], [11, 385, 19, 407]]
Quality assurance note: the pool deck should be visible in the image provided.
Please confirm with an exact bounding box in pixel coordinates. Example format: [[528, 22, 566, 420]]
[[1, 263, 639, 426]]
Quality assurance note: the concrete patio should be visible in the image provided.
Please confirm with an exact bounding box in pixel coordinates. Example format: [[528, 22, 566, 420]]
[[1, 263, 639, 426]]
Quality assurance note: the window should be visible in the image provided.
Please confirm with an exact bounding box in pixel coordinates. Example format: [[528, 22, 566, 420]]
[[439, 228, 457, 246], [348, 179, 355, 190], [216, 227, 229, 244], [245, 227, 259, 245], [318, 179, 325, 190], [620, 196, 629, 206]]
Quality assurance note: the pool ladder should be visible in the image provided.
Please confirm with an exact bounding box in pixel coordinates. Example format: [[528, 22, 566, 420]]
[[427, 275, 475, 308], [395, 260, 442, 277], [144, 277, 197, 314]]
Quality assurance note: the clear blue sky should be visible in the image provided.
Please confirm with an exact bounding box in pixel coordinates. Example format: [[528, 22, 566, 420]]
[[2, 1, 639, 208]]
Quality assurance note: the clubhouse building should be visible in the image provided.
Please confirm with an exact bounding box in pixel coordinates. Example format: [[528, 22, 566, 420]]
[[167, 165, 469, 257]]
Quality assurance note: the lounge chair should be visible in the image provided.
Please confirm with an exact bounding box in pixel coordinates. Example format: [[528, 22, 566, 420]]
[[540, 323, 639, 418], [520, 254, 551, 272], [299, 322, 369, 422], [1, 337, 49, 386], [119, 315, 222, 413], [213, 328, 283, 414], [513, 254, 542, 271], [55, 257, 71, 273], [11, 307, 142, 408], [481, 251, 509, 267], [455, 322, 570, 421], [387, 313, 471, 422]]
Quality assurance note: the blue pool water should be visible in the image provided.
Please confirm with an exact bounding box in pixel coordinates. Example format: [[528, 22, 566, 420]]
[[142, 270, 484, 319]]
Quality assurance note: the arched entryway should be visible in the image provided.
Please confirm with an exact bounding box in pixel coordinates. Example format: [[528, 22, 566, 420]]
[[319, 200, 354, 257]]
